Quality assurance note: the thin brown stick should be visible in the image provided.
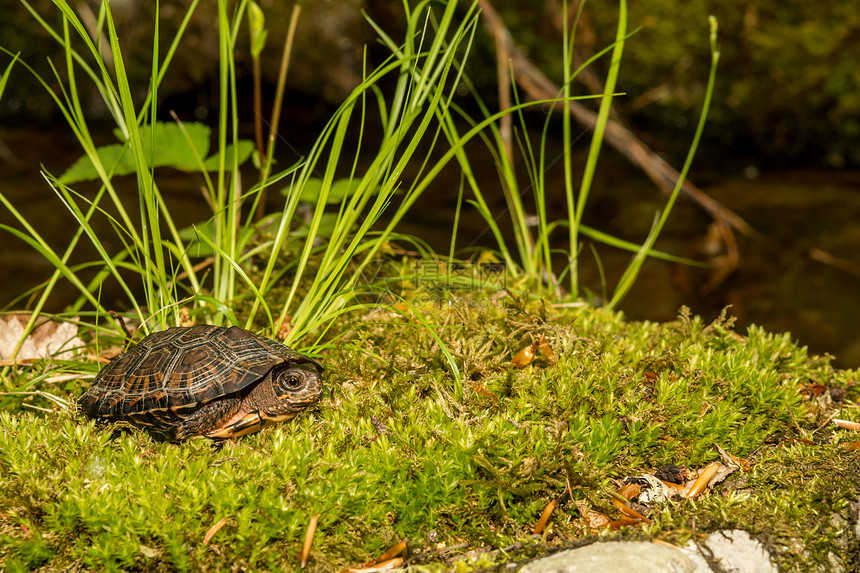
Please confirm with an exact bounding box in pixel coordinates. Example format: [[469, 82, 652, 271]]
[[267, 4, 301, 160], [477, 0, 753, 242], [109, 310, 134, 340], [703, 216, 739, 293], [491, 12, 514, 166], [810, 248, 860, 278], [253, 54, 265, 173], [256, 3, 302, 221]]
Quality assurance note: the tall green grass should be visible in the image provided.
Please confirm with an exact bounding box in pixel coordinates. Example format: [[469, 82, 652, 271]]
[[0, 0, 495, 362], [0, 0, 719, 365], [448, 0, 716, 306]]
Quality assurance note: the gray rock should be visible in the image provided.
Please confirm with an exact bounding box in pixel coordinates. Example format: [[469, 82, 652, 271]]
[[518, 541, 703, 573], [514, 530, 779, 573], [689, 529, 777, 573]]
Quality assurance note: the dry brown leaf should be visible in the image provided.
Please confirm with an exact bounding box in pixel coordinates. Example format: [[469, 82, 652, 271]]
[[583, 510, 611, 528], [800, 382, 829, 397], [574, 500, 611, 528], [538, 335, 557, 363], [617, 483, 641, 500], [511, 343, 536, 368], [715, 443, 753, 471], [0, 314, 83, 363]]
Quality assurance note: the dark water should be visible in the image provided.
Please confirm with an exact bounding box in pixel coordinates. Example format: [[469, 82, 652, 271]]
[[2, 125, 859, 368], [396, 137, 860, 369]]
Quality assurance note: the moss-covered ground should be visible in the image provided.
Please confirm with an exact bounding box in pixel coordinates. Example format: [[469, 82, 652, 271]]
[[1, 295, 858, 571]]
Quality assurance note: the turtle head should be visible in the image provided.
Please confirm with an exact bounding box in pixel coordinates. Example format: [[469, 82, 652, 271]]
[[260, 361, 323, 423]]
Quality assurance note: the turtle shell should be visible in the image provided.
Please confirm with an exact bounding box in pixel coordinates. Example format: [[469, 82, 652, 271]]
[[79, 324, 321, 421]]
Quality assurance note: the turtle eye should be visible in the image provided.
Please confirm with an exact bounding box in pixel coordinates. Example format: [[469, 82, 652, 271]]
[[284, 373, 303, 389], [276, 368, 308, 393]]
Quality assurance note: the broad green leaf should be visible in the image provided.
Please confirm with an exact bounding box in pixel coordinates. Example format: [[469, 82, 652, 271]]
[[294, 213, 339, 239], [60, 122, 211, 183], [179, 220, 216, 258], [202, 141, 255, 171], [59, 122, 253, 183], [135, 121, 211, 171], [281, 177, 378, 205], [59, 143, 136, 184]]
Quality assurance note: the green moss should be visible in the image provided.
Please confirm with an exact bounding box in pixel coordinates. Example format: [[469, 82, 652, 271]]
[[1, 300, 857, 570]]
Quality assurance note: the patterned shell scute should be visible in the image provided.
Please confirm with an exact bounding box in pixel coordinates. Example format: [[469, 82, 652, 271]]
[[81, 325, 305, 418]]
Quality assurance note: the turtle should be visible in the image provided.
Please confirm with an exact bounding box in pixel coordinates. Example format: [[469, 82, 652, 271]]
[[78, 325, 323, 442]]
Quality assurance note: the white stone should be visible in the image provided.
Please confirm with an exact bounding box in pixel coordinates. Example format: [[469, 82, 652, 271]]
[[518, 541, 702, 573], [696, 530, 777, 573]]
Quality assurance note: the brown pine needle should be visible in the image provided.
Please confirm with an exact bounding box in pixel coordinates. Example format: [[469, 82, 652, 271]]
[[688, 462, 720, 499], [533, 499, 557, 535], [375, 540, 406, 563], [834, 419, 860, 431], [203, 518, 227, 545], [371, 557, 403, 569], [606, 516, 644, 530], [610, 498, 651, 524], [652, 539, 682, 551], [300, 513, 321, 568]]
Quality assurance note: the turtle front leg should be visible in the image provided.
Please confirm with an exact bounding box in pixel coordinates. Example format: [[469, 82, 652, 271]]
[[207, 412, 267, 439], [176, 396, 243, 441]]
